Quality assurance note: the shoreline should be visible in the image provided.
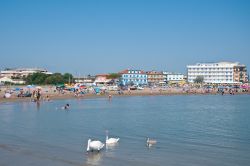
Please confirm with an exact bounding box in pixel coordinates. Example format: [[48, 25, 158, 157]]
[[1, 90, 249, 104]]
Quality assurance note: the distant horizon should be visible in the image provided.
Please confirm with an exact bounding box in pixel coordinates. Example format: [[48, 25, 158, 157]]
[[1, 60, 249, 77], [1, 0, 249, 75]]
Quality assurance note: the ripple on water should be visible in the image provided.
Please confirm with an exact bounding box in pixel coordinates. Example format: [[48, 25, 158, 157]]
[[0, 95, 250, 166]]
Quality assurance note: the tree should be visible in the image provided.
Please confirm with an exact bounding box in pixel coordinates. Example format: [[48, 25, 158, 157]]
[[24, 73, 48, 85], [24, 72, 74, 85], [63, 73, 74, 84], [194, 76, 204, 84], [45, 74, 64, 84], [107, 73, 121, 79]]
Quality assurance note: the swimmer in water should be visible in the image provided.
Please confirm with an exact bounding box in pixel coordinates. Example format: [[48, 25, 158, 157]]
[[62, 104, 70, 110]]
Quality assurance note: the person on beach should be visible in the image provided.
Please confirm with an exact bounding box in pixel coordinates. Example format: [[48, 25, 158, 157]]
[[37, 90, 41, 101], [108, 94, 112, 100], [221, 90, 224, 95], [33, 90, 37, 102]]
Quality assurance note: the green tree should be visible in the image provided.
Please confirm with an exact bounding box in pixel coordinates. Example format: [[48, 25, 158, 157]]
[[194, 76, 204, 84], [45, 73, 64, 84], [107, 73, 121, 79], [63, 73, 74, 84], [24, 72, 74, 85], [25, 73, 48, 85]]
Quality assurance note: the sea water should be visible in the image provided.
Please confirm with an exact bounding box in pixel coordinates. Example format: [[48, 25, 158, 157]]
[[0, 95, 250, 166]]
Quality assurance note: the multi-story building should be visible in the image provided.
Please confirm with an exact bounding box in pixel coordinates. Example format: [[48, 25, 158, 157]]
[[0, 68, 52, 78], [0, 76, 26, 84], [94, 74, 111, 85], [74, 75, 95, 86], [233, 65, 248, 83], [187, 62, 247, 84], [163, 72, 185, 83], [146, 71, 165, 85], [119, 69, 148, 86]]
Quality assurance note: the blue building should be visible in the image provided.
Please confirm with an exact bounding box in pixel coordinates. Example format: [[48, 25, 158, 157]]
[[119, 69, 148, 86]]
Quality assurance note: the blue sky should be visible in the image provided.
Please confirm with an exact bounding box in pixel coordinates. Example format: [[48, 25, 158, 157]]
[[0, 0, 249, 75]]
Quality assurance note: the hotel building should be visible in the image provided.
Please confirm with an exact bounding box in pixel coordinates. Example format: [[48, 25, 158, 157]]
[[187, 62, 248, 84], [119, 69, 148, 86], [233, 65, 248, 83], [146, 71, 165, 85], [163, 72, 185, 83]]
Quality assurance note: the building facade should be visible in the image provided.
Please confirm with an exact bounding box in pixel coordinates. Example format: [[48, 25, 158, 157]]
[[74, 75, 95, 84], [94, 74, 111, 85], [233, 65, 248, 83], [119, 69, 148, 86], [163, 72, 185, 83], [0, 68, 52, 78], [0, 76, 25, 84], [187, 62, 247, 84], [146, 71, 165, 85]]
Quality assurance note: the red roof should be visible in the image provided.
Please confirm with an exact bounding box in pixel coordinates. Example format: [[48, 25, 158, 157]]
[[119, 69, 145, 74], [146, 71, 163, 75], [95, 74, 109, 77]]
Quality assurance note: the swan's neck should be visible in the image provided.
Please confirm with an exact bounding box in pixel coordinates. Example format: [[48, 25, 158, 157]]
[[106, 135, 109, 141], [147, 138, 150, 146], [87, 139, 90, 151]]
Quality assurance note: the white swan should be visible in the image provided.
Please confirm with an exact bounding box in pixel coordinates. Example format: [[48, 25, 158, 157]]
[[87, 139, 105, 152], [146, 138, 157, 147], [106, 131, 119, 144]]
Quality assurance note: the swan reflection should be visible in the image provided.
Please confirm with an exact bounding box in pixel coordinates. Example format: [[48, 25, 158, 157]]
[[85, 151, 103, 166], [106, 143, 119, 150]]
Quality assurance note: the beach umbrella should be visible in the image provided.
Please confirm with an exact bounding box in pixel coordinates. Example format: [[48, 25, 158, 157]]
[[14, 87, 21, 91], [94, 87, 100, 93], [241, 84, 249, 89], [36, 86, 42, 89], [4, 93, 11, 98], [26, 85, 34, 88], [80, 85, 87, 89]]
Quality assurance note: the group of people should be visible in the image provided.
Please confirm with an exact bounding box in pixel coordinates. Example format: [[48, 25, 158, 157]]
[[32, 89, 42, 102], [31, 89, 52, 102], [31, 89, 70, 110], [219, 89, 236, 95]]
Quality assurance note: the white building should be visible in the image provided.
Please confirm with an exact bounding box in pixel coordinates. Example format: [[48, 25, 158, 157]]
[[187, 62, 240, 84], [74, 75, 95, 84], [0, 76, 13, 83], [163, 72, 185, 83], [0, 76, 25, 84], [94, 74, 112, 85], [0, 68, 52, 78]]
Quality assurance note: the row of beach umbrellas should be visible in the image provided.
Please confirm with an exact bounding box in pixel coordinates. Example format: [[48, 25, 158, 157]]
[[4, 85, 42, 98]]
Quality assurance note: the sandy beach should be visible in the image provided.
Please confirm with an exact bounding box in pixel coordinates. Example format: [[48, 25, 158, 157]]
[[0, 85, 249, 103]]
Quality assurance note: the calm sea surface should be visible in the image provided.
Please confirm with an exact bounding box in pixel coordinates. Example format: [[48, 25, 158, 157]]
[[0, 95, 250, 166]]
